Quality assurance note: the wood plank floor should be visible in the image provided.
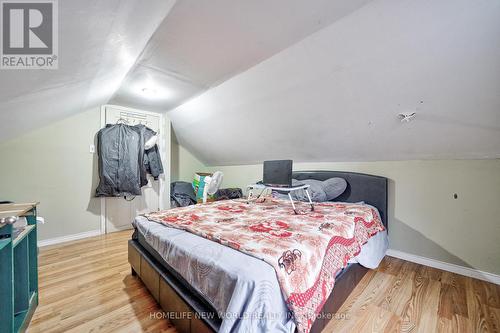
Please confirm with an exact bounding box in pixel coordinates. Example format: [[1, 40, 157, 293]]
[[29, 230, 500, 333]]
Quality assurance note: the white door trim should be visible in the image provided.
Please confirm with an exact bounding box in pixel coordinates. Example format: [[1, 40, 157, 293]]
[[99, 104, 167, 234], [99, 105, 106, 235]]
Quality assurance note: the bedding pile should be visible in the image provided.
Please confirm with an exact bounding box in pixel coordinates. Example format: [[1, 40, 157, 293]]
[[144, 198, 384, 333]]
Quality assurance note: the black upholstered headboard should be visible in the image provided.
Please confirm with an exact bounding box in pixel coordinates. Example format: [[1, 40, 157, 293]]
[[292, 171, 388, 229]]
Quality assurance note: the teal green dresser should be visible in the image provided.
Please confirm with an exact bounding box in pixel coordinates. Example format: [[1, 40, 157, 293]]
[[0, 203, 39, 333]]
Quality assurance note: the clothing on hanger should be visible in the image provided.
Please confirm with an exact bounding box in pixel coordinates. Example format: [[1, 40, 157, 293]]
[[95, 123, 164, 197]]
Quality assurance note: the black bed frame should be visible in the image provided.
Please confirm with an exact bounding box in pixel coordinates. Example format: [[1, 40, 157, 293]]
[[128, 171, 388, 333]]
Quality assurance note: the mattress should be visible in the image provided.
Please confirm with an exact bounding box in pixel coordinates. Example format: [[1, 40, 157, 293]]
[[134, 214, 387, 333]]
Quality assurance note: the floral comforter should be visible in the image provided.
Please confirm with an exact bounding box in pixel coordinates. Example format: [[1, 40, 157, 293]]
[[144, 198, 384, 333]]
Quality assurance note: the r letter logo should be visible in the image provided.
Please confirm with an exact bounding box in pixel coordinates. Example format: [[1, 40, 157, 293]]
[[1, 0, 58, 69]]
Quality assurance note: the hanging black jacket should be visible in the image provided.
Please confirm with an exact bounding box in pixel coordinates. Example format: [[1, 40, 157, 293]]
[[95, 124, 163, 197]]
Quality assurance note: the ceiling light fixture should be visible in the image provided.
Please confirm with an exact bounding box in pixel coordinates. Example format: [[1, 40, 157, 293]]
[[141, 87, 157, 97]]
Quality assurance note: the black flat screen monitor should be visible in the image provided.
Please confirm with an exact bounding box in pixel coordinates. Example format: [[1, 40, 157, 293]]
[[263, 160, 293, 187]]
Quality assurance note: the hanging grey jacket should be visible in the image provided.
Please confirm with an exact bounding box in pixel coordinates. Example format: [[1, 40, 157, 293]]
[[95, 124, 164, 197], [142, 126, 164, 180]]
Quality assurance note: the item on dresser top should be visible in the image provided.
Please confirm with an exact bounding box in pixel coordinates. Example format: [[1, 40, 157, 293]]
[[12, 226, 26, 239], [95, 123, 164, 197], [0, 216, 17, 224], [13, 217, 27, 228]]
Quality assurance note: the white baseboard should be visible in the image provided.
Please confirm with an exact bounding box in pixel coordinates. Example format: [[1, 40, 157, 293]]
[[386, 249, 500, 285], [38, 229, 102, 247], [107, 225, 133, 232]]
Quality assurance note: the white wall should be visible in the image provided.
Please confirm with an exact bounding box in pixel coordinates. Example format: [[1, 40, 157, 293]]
[[171, 138, 206, 183], [0, 108, 102, 241], [205, 159, 500, 275]]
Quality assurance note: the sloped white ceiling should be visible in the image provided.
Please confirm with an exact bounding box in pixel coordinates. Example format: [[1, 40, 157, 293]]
[[110, 0, 373, 111], [169, 0, 500, 165], [1, 0, 499, 165], [0, 0, 175, 141]]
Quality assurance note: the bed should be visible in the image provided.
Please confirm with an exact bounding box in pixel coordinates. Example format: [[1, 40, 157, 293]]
[[128, 171, 388, 333]]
